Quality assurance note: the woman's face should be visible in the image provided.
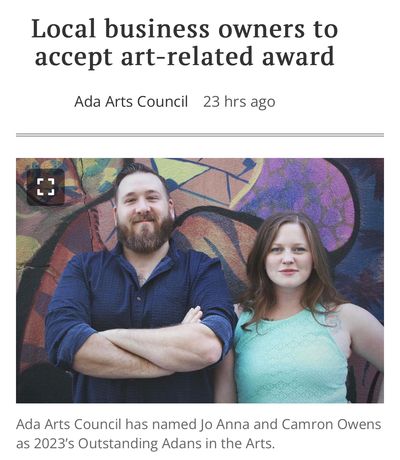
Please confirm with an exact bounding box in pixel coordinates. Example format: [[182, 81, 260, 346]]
[[265, 222, 313, 291]]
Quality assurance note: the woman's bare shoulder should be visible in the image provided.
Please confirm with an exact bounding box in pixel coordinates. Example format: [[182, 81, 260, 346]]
[[334, 302, 373, 317], [333, 303, 382, 332], [234, 303, 245, 317]]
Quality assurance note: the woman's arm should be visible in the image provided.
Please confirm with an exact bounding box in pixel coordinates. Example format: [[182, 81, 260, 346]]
[[214, 349, 237, 403], [214, 303, 242, 403], [339, 303, 384, 402]]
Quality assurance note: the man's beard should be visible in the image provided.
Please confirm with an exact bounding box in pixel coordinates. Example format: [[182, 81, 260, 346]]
[[117, 213, 174, 254]]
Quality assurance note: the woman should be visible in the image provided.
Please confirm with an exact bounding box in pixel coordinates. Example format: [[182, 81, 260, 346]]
[[214, 212, 383, 403]]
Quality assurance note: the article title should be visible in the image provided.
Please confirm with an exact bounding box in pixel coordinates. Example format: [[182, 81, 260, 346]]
[[32, 18, 339, 71]]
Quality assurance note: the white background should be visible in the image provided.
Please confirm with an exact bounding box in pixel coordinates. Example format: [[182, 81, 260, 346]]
[[4, 0, 399, 459]]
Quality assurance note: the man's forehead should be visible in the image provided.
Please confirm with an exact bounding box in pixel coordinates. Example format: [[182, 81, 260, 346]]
[[118, 172, 166, 195]]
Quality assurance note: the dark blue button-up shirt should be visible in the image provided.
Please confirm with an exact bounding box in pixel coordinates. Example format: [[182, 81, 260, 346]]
[[45, 241, 236, 403]]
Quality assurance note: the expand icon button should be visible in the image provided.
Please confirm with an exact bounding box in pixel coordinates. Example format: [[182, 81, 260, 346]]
[[26, 168, 65, 206]]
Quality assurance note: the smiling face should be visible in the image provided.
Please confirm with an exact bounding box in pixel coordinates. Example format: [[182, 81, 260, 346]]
[[114, 172, 175, 254], [265, 222, 313, 292]]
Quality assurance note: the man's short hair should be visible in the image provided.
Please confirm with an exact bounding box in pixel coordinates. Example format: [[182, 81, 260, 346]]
[[114, 162, 170, 200]]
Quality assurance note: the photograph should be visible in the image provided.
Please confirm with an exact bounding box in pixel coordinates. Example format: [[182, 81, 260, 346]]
[[16, 157, 384, 404]]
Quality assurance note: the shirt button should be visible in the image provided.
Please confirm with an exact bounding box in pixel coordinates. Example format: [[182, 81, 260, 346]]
[[136, 296, 142, 301]]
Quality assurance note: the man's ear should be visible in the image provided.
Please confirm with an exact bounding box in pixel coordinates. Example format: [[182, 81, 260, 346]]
[[113, 206, 118, 226], [168, 198, 175, 219]]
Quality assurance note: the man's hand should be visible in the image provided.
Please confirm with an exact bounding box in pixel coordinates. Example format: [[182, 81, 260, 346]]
[[181, 306, 203, 324]]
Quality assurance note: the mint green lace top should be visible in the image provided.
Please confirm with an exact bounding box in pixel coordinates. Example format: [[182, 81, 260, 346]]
[[234, 308, 348, 403]]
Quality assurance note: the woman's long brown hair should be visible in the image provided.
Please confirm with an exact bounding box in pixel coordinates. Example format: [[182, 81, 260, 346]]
[[242, 212, 347, 330]]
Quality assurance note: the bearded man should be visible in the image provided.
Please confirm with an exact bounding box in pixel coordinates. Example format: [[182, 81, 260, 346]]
[[45, 162, 236, 403]]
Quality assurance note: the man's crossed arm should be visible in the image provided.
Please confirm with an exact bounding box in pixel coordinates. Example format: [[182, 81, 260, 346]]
[[72, 307, 222, 378]]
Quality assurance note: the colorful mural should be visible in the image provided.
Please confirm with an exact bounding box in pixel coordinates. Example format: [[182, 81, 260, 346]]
[[16, 158, 384, 402]]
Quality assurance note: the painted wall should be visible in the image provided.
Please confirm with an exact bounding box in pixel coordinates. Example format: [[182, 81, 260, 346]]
[[16, 158, 383, 402]]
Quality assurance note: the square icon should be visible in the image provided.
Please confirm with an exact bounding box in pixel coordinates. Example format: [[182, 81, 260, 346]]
[[26, 168, 65, 206]]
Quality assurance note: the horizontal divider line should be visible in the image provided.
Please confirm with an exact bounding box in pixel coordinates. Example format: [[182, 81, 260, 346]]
[[16, 133, 384, 138]]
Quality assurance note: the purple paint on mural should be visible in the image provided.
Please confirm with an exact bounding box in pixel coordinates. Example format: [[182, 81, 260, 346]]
[[235, 159, 355, 251]]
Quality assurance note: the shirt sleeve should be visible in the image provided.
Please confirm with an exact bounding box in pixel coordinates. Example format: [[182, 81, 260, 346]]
[[189, 254, 237, 360], [45, 254, 97, 370]]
